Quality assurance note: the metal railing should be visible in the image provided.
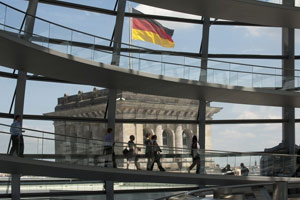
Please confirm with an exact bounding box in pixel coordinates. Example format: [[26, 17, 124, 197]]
[[256, 0, 300, 7], [0, 122, 299, 178], [0, 2, 300, 89], [159, 182, 300, 200]]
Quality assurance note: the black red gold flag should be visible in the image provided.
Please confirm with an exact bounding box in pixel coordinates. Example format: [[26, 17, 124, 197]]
[[132, 8, 175, 48]]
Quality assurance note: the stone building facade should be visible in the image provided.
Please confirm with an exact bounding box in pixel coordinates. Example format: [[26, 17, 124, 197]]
[[48, 89, 221, 160]]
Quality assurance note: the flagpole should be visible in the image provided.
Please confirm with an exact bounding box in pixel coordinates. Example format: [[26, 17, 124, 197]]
[[129, 3, 133, 70]]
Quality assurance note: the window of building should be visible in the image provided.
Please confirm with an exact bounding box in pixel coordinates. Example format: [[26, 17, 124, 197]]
[[143, 131, 148, 144], [163, 132, 168, 146], [183, 132, 187, 148]]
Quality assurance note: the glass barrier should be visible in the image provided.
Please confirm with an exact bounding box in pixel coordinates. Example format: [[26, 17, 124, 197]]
[[256, 0, 300, 7], [0, 2, 299, 90], [0, 122, 299, 178], [0, 176, 194, 195]]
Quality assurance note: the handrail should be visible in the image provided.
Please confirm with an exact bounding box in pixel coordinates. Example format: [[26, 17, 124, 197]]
[[1, 122, 300, 158], [1, 24, 297, 80], [0, 1, 163, 52], [159, 182, 275, 200], [0, 1, 299, 74]]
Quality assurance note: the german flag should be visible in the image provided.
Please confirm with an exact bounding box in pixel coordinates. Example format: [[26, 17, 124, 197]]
[[132, 8, 175, 48]]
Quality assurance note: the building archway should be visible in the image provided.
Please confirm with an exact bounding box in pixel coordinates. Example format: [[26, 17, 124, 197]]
[[162, 128, 175, 153], [183, 129, 193, 150]]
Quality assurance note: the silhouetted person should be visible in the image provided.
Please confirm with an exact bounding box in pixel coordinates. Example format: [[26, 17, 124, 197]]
[[144, 133, 153, 171], [240, 163, 249, 176], [150, 135, 165, 171], [9, 115, 24, 157], [222, 164, 234, 175], [293, 149, 300, 177], [103, 128, 116, 168], [188, 135, 200, 173], [127, 135, 141, 170]]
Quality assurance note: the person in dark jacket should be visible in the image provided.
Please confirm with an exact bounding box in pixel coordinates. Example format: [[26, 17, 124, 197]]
[[144, 133, 153, 171], [150, 135, 165, 171], [188, 136, 200, 173], [293, 149, 300, 177], [222, 164, 234, 175], [103, 128, 116, 168], [240, 163, 249, 176], [126, 135, 141, 170]]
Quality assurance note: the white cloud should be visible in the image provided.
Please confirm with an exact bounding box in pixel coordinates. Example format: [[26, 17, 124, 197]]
[[240, 48, 266, 54], [219, 129, 256, 139], [237, 110, 260, 119], [237, 110, 280, 120], [212, 124, 281, 152], [236, 26, 300, 45], [84, 11, 91, 16], [235, 26, 280, 39], [134, 5, 202, 30], [84, 11, 101, 17], [233, 105, 281, 120]]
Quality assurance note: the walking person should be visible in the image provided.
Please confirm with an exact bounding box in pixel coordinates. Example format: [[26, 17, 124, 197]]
[[126, 135, 141, 170], [240, 163, 249, 176], [293, 149, 300, 177], [188, 136, 200, 174], [9, 115, 24, 157], [144, 133, 153, 171], [103, 128, 116, 168], [150, 135, 165, 171], [222, 164, 234, 175]]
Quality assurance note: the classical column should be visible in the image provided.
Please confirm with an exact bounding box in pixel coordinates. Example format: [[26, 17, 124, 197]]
[[155, 125, 163, 146], [54, 121, 66, 157], [166, 129, 176, 154], [75, 123, 83, 155], [205, 125, 212, 150], [123, 123, 136, 143], [136, 124, 143, 145], [175, 125, 183, 153], [83, 124, 90, 155], [186, 129, 193, 150], [63, 124, 73, 162]]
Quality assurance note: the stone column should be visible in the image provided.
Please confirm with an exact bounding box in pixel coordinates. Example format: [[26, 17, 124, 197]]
[[123, 123, 136, 143], [83, 124, 90, 155], [175, 125, 183, 153], [75, 123, 83, 155], [63, 124, 72, 161], [54, 121, 66, 158], [136, 124, 143, 145], [167, 129, 175, 154], [205, 125, 212, 150], [155, 125, 163, 146]]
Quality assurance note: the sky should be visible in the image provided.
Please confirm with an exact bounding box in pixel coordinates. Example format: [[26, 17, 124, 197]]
[[1, 0, 300, 156]]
